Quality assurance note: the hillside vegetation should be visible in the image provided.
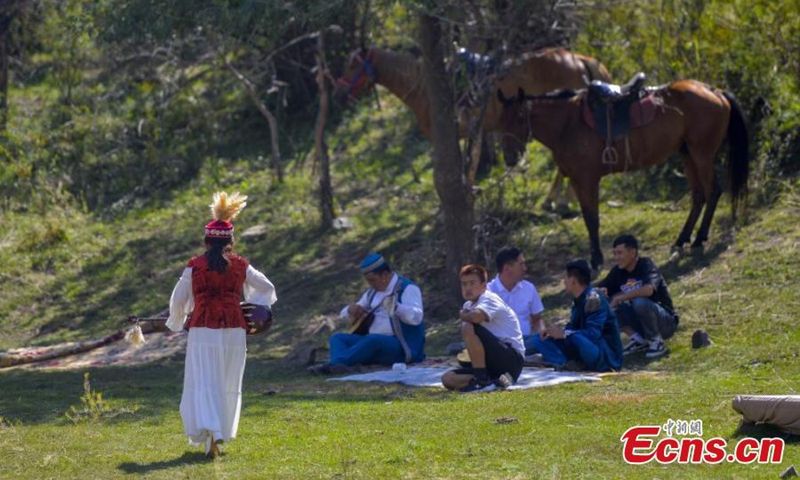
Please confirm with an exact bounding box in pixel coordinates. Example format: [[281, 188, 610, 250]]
[[0, 1, 798, 478]]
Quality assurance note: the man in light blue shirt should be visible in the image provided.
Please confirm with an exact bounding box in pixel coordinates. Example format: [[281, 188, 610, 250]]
[[487, 246, 545, 355]]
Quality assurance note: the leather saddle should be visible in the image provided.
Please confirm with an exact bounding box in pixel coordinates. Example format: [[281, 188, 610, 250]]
[[588, 72, 647, 102], [582, 72, 659, 140]]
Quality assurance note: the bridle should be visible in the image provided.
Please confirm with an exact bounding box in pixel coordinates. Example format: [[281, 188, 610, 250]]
[[336, 49, 377, 102]]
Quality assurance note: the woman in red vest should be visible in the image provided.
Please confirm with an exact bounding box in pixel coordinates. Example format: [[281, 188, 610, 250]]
[[166, 191, 276, 458]]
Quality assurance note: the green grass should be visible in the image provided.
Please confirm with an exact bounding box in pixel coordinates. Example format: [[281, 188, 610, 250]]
[[1, 92, 798, 479]]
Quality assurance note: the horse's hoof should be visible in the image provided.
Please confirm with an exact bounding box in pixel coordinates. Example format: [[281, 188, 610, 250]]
[[542, 202, 555, 213], [669, 246, 683, 262], [690, 243, 705, 254]]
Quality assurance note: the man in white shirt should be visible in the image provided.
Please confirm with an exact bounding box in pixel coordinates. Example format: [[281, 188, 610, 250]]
[[308, 253, 425, 375], [487, 246, 545, 355], [442, 264, 525, 393]]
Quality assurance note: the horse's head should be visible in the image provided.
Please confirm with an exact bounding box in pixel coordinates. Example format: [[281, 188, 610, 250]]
[[334, 47, 377, 106], [497, 88, 531, 166]]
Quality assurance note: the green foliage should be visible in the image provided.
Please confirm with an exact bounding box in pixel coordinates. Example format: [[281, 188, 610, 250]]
[[574, 0, 800, 187], [63, 372, 139, 424], [42, 0, 100, 106], [3, 0, 793, 216]]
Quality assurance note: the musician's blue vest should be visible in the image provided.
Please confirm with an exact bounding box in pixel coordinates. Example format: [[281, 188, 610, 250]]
[[392, 276, 426, 363]]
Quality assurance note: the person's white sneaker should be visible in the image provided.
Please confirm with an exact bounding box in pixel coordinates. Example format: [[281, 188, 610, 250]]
[[494, 372, 513, 389], [622, 338, 649, 356], [645, 340, 669, 358]]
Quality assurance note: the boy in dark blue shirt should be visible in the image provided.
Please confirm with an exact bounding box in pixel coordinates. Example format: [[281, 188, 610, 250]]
[[530, 259, 623, 372]]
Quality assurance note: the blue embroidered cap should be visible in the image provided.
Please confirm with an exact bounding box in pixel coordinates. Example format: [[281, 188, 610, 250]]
[[359, 253, 387, 274]]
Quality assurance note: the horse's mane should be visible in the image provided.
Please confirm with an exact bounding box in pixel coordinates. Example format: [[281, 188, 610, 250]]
[[501, 46, 569, 69], [523, 89, 581, 101]]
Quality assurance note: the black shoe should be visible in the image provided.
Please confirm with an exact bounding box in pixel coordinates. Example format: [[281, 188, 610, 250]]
[[524, 353, 559, 368], [307, 363, 353, 376], [556, 360, 585, 372], [691, 329, 711, 349], [307, 363, 332, 375], [459, 376, 497, 393]]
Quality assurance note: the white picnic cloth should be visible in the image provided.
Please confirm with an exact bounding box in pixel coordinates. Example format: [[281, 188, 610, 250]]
[[327, 366, 600, 390]]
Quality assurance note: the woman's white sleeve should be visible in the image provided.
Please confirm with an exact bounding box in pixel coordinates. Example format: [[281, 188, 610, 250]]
[[244, 265, 277, 306], [166, 268, 194, 332]]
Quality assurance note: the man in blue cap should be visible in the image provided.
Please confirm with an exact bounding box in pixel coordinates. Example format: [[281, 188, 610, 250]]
[[308, 253, 425, 375]]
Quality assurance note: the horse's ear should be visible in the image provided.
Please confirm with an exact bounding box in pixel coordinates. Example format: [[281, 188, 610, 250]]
[[516, 87, 526, 102]]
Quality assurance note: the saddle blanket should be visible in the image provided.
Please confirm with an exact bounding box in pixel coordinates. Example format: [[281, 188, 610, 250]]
[[328, 365, 600, 390], [582, 93, 660, 139]]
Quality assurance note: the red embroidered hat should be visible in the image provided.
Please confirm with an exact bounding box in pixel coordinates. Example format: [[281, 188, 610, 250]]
[[204, 219, 234, 238], [205, 191, 248, 239]]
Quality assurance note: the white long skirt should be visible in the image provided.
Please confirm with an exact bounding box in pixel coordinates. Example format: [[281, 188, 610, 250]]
[[180, 327, 247, 446]]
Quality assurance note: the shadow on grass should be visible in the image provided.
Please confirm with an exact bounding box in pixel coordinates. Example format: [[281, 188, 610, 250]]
[[117, 451, 210, 474], [620, 351, 673, 371], [732, 421, 800, 445], [0, 363, 183, 425], [0, 357, 455, 425], [659, 236, 732, 285]]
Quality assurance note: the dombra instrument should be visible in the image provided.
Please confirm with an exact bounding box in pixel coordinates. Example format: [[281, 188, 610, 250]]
[[127, 302, 273, 336], [240, 302, 273, 336], [346, 293, 395, 335], [346, 306, 377, 335]]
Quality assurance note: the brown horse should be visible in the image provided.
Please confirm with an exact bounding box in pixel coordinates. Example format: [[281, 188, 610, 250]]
[[333, 46, 611, 209], [498, 81, 749, 269]]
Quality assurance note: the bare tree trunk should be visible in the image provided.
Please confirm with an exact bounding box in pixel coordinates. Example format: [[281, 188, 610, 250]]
[[419, 13, 475, 290], [264, 105, 284, 181], [314, 32, 335, 229], [225, 60, 284, 182], [467, 129, 483, 185]]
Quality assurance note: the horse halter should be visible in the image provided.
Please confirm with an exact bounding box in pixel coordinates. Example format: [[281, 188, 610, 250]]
[[336, 49, 377, 101]]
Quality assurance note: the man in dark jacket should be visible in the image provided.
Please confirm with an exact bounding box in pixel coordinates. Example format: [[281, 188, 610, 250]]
[[530, 259, 623, 372], [596, 234, 678, 359]]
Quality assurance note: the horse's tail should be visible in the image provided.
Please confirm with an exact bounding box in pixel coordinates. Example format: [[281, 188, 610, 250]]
[[722, 91, 750, 222]]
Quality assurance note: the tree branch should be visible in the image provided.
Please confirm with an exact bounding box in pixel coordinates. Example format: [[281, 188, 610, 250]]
[[225, 58, 284, 182]]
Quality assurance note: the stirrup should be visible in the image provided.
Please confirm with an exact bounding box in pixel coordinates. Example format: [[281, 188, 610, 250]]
[[602, 146, 619, 165]]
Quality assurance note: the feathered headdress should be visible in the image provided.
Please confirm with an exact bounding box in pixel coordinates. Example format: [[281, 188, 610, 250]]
[[204, 191, 248, 238]]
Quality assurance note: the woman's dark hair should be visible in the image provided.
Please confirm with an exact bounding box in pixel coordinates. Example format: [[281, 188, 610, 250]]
[[205, 236, 233, 272]]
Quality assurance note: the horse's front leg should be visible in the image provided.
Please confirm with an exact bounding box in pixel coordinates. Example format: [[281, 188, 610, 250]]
[[572, 176, 604, 270], [674, 184, 705, 251]]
